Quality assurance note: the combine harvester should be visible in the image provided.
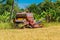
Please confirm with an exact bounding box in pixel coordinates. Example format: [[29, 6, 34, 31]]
[[13, 12, 43, 29]]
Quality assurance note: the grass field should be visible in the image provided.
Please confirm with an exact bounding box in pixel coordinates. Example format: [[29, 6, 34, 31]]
[[0, 22, 60, 40]]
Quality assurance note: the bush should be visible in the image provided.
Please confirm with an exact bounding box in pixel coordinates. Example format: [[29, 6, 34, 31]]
[[0, 22, 13, 29], [56, 17, 60, 22], [0, 11, 10, 22]]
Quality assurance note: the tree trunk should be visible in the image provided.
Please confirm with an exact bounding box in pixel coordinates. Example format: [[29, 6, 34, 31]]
[[10, 0, 14, 22], [46, 14, 51, 23]]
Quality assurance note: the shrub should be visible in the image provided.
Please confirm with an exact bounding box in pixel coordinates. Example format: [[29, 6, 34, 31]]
[[0, 22, 13, 29]]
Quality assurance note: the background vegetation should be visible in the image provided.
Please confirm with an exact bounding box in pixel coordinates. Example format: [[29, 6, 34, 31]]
[[0, 0, 60, 29], [27, 0, 60, 22]]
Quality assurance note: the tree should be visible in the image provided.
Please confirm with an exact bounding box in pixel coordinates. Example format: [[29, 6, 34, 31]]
[[0, 0, 21, 22], [27, 0, 60, 22]]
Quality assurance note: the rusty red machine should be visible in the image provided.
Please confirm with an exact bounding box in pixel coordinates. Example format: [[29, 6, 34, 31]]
[[13, 12, 43, 28]]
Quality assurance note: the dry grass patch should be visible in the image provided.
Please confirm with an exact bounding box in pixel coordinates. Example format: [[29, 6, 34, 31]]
[[0, 26, 60, 40], [0, 22, 60, 40]]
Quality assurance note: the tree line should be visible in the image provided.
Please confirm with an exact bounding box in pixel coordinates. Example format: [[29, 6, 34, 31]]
[[27, 0, 60, 22], [0, 0, 24, 22], [0, 0, 60, 22]]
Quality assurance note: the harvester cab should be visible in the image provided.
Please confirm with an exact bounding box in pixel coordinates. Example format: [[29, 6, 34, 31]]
[[14, 13, 26, 23], [13, 12, 27, 28]]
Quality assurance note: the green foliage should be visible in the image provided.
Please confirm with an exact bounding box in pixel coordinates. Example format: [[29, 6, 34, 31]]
[[0, 11, 10, 22], [6, 0, 14, 5], [0, 0, 22, 22], [0, 22, 13, 29], [33, 13, 40, 21], [27, 0, 60, 22]]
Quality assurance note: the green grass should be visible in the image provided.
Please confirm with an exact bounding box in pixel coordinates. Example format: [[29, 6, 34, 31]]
[[0, 22, 60, 29], [43, 22, 60, 27], [0, 22, 13, 29]]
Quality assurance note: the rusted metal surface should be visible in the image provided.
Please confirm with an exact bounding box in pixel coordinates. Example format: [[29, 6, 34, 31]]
[[13, 12, 43, 28]]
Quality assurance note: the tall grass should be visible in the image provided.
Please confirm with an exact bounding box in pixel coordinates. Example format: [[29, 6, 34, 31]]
[[43, 22, 60, 27], [0, 22, 14, 29], [0, 22, 60, 29]]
